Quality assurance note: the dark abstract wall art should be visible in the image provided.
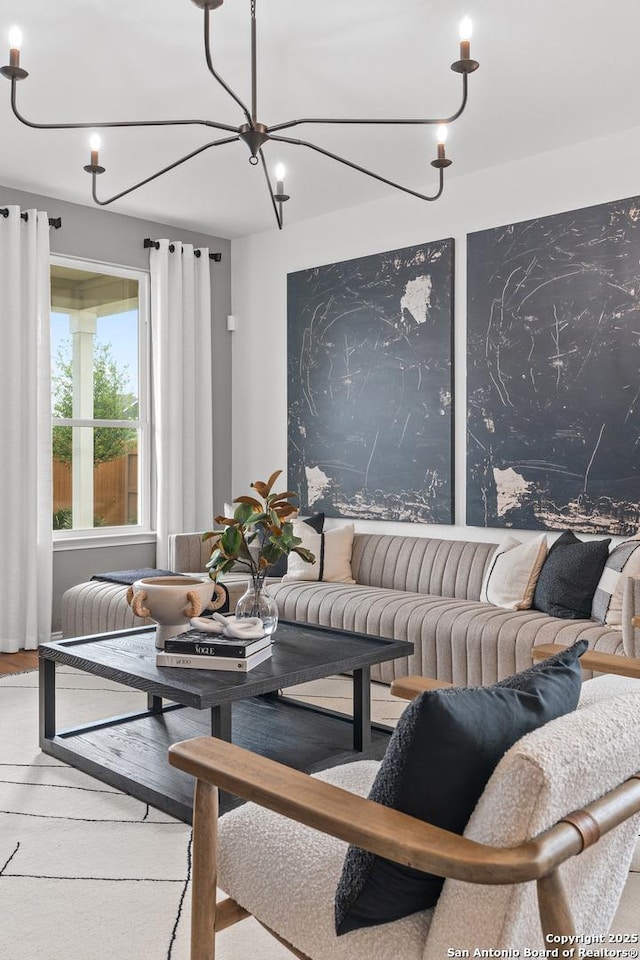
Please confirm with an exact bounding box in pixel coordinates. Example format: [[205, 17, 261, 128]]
[[467, 195, 640, 536], [287, 239, 455, 523]]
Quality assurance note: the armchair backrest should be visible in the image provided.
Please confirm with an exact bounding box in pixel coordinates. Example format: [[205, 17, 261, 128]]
[[425, 687, 640, 957]]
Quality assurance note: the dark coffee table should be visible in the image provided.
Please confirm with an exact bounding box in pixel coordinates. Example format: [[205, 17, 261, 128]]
[[39, 620, 412, 822]]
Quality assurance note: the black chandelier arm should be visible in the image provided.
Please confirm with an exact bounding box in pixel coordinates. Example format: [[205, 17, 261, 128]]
[[268, 133, 445, 203], [90, 134, 240, 207], [8, 77, 238, 135], [203, 4, 253, 127], [268, 72, 469, 133], [258, 149, 283, 230]]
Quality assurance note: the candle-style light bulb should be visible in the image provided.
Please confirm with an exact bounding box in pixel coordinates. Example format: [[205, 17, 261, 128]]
[[275, 163, 286, 197], [459, 17, 472, 60], [459, 17, 473, 41], [8, 26, 22, 50], [8, 25, 22, 69], [83, 132, 105, 175], [89, 133, 101, 167], [436, 124, 448, 162]]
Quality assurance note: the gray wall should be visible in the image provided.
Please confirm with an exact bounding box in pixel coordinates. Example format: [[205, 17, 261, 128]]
[[0, 183, 232, 631]]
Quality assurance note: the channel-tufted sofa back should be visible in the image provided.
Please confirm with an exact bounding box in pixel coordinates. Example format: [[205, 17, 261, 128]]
[[350, 534, 496, 600]]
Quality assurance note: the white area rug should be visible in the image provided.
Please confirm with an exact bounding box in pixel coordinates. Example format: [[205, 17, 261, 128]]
[[1, 670, 638, 959], [0, 668, 404, 960]]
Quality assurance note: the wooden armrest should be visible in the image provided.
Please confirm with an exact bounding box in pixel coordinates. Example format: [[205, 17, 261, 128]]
[[169, 737, 640, 885], [632, 615, 640, 628], [532, 643, 640, 680], [170, 737, 543, 883], [390, 675, 454, 700]]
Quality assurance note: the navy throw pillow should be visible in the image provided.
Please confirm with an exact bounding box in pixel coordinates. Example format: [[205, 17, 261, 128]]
[[532, 529, 610, 619], [334, 639, 587, 934]]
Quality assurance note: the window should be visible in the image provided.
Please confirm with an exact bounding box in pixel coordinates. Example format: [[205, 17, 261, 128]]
[[51, 258, 150, 537]]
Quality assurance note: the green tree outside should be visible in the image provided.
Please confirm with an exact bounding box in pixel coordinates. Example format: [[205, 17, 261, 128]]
[[52, 340, 138, 465]]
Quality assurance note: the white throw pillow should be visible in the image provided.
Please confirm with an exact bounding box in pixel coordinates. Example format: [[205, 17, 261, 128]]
[[480, 533, 548, 610], [283, 521, 355, 584], [592, 533, 640, 627]]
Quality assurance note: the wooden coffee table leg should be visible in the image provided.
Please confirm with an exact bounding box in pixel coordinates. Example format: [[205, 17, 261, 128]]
[[353, 666, 371, 752], [211, 703, 232, 740]]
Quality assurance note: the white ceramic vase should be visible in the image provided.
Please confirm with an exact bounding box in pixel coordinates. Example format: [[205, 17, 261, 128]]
[[126, 576, 215, 649]]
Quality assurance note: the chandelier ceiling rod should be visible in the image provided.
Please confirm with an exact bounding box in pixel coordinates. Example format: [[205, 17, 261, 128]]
[[1, 0, 479, 231]]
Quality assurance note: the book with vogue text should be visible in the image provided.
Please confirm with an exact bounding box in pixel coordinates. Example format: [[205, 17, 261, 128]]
[[156, 643, 272, 672], [164, 630, 271, 659]]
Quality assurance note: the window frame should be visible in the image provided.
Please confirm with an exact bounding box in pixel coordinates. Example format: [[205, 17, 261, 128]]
[[50, 253, 153, 546]]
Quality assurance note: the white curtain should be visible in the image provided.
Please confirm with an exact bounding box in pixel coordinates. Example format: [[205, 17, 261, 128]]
[[0, 206, 52, 651], [149, 241, 214, 567]]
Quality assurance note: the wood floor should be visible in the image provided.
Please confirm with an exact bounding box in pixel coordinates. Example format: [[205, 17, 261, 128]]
[[0, 650, 39, 675]]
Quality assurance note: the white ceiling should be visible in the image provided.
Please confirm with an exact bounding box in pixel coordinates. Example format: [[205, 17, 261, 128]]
[[0, 0, 638, 239]]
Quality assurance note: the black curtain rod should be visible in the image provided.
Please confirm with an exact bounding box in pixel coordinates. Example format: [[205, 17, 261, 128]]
[[143, 237, 222, 262], [0, 208, 62, 229]]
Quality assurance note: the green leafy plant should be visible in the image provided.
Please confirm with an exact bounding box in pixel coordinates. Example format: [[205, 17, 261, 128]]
[[203, 469, 315, 585], [52, 508, 73, 530]]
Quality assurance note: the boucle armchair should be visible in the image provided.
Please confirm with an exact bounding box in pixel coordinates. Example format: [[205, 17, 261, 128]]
[[169, 646, 640, 960]]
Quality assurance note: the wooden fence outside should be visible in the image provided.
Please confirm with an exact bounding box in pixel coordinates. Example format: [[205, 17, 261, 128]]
[[53, 452, 138, 526]]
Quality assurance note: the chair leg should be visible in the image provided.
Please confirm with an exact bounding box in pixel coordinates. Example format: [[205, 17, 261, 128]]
[[537, 868, 577, 940], [191, 779, 219, 960]]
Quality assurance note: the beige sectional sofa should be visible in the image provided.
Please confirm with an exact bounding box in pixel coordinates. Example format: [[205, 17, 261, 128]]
[[61, 530, 639, 687]]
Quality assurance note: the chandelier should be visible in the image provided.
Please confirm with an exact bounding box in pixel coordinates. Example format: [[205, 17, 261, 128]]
[[1, 0, 480, 230]]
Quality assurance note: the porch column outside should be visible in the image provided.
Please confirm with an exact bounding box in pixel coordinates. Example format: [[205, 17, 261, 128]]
[[69, 310, 96, 528]]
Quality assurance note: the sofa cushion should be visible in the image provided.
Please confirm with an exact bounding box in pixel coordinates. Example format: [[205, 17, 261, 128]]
[[269, 579, 624, 687], [592, 534, 640, 627], [284, 522, 355, 583], [532, 530, 610, 619], [480, 534, 548, 610], [264, 512, 325, 577], [333, 640, 587, 934]]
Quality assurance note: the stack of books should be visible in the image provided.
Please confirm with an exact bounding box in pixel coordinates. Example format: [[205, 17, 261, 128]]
[[156, 629, 272, 672]]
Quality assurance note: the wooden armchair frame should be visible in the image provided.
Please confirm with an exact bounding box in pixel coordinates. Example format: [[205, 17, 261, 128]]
[[168, 644, 640, 960]]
